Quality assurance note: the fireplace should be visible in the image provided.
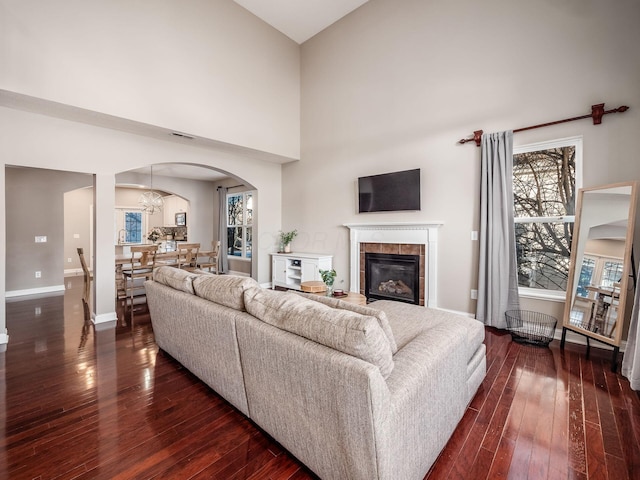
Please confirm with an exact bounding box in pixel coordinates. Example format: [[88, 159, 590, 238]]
[[365, 253, 420, 305], [344, 222, 442, 307]]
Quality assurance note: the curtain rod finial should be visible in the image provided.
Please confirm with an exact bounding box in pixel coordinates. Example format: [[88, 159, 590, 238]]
[[458, 130, 483, 146]]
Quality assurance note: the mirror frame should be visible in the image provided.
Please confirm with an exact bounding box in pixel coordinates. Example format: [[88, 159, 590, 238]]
[[562, 181, 638, 347]]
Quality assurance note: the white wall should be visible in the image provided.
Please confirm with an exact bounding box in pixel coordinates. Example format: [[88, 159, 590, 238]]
[[294, 0, 640, 318], [0, 0, 300, 158], [0, 106, 283, 338], [0, 0, 294, 343]]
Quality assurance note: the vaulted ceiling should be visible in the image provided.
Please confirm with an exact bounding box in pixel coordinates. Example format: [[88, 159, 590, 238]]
[[233, 0, 370, 43]]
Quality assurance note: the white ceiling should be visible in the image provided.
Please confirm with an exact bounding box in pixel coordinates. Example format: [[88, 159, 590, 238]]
[[233, 0, 370, 44]]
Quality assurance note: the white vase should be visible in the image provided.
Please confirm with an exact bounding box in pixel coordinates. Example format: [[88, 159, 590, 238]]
[[284, 244, 291, 253]]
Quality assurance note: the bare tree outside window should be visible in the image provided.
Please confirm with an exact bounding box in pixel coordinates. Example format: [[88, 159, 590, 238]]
[[227, 194, 243, 257], [227, 191, 254, 259], [513, 143, 577, 292]]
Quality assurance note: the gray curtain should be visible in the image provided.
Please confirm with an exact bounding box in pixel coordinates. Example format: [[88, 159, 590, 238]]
[[476, 130, 520, 328], [218, 186, 229, 274], [622, 260, 640, 390]]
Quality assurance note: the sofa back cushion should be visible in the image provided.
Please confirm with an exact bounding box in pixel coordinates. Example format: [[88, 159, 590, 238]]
[[153, 266, 198, 294], [193, 274, 259, 311], [296, 293, 398, 354], [244, 287, 394, 378]]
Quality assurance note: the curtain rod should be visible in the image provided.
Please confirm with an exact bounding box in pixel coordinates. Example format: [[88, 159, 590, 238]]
[[217, 184, 243, 190], [458, 103, 629, 147]]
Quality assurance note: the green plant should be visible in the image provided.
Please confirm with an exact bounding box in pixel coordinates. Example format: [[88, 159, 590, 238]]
[[279, 229, 298, 246], [319, 268, 337, 285]]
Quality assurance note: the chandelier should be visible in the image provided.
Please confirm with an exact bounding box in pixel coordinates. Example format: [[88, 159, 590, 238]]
[[139, 165, 164, 215]]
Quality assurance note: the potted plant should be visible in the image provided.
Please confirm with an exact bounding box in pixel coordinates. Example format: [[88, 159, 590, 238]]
[[319, 268, 337, 296], [279, 229, 298, 253]]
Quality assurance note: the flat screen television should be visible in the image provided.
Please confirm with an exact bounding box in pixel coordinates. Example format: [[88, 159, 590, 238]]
[[358, 168, 421, 213]]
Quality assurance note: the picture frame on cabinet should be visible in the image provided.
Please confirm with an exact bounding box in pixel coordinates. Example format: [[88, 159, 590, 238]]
[[175, 212, 186, 226]]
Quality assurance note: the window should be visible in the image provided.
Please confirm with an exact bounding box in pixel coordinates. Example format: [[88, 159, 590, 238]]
[[227, 191, 254, 259], [513, 137, 582, 297], [115, 209, 146, 244], [124, 211, 142, 243], [576, 254, 624, 298]]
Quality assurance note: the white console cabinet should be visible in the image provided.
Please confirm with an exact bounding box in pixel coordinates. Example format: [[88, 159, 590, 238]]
[[271, 253, 333, 290]]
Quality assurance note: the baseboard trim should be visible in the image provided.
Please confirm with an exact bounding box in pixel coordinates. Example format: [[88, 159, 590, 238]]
[[554, 328, 627, 352], [64, 268, 84, 276], [228, 270, 250, 277], [5, 285, 66, 299], [434, 309, 628, 352], [437, 307, 476, 318], [0, 333, 8, 345], [94, 312, 118, 325]]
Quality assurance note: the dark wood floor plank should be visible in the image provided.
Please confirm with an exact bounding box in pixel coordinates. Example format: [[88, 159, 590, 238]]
[[527, 350, 557, 480], [480, 342, 520, 453], [468, 334, 510, 412], [2, 284, 640, 480], [612, 404, 640, 479], [584, 421, 608, 480], [591, 359, 625, 461], [486, 436, 516, 479], [466, 446, 494, 480], [568, 350, 588, 476], [423, 405, 478, 479], [581, 354, 600, 426], [548, 348, 570, 479], [605, 452, 629, 480]]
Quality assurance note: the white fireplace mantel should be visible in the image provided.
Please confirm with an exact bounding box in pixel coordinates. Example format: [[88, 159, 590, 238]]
[[344, 222, 443, 307]]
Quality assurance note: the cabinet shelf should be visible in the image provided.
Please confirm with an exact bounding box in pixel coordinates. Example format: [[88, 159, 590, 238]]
[[271, 252, 333, 291]]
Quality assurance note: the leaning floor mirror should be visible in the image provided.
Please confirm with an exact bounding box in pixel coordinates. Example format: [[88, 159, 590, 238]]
[[561, 181, 638, 370]]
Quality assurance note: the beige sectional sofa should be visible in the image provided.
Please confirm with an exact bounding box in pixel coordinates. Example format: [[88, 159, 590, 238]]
[[145, 266, 486, 480]]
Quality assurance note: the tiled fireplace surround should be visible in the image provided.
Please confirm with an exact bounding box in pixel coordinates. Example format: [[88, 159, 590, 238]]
[[345, 223, 442, 308], [360, 242, 426, 306]]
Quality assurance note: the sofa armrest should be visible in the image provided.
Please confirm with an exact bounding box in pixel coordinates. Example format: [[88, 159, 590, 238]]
[[236, 314, 391, 480], [376, 322, 469, 480]]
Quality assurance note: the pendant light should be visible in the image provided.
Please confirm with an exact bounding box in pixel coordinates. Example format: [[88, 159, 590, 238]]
[[138, 165, 164, 214]]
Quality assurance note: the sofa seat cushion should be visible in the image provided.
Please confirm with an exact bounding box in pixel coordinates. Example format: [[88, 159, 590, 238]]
[[245, 287, 394, 378], [193, 274, 259, 311], [371, 300, 485, 362], [153, 266, 198, 294], [296, 292, 398, 354]]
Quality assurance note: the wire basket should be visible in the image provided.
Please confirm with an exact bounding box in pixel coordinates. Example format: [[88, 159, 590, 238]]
[[504, 310, 558, 347]]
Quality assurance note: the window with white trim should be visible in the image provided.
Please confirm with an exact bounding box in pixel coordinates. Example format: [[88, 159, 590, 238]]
[[513, 137, 582, 297], [227, 191, 254, 259], [115, 208, 146, 244], [576, 253, 624, 298]]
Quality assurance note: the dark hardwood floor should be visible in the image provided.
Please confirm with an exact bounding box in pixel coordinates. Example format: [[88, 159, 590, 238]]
[[1, 278, 639, 479]]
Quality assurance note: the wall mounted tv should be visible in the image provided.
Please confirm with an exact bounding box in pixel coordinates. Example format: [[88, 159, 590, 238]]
[[358, 168, 421, 213]]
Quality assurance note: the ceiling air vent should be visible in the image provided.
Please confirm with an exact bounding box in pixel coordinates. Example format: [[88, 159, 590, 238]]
[[170, 132, 194, 140]]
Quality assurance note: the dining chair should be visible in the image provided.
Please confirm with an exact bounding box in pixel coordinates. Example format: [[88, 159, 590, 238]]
[[197, 240, 221, 274], [121, 244, 158, 328], [176, 243, 201, 271], [77, 247, 93, 304]]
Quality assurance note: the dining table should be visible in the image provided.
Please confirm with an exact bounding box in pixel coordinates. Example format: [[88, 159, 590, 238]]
[[115, 248, 213, 299]]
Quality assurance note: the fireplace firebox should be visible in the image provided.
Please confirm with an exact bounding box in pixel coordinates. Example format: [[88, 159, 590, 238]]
[[365, 253, 420, 305]]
